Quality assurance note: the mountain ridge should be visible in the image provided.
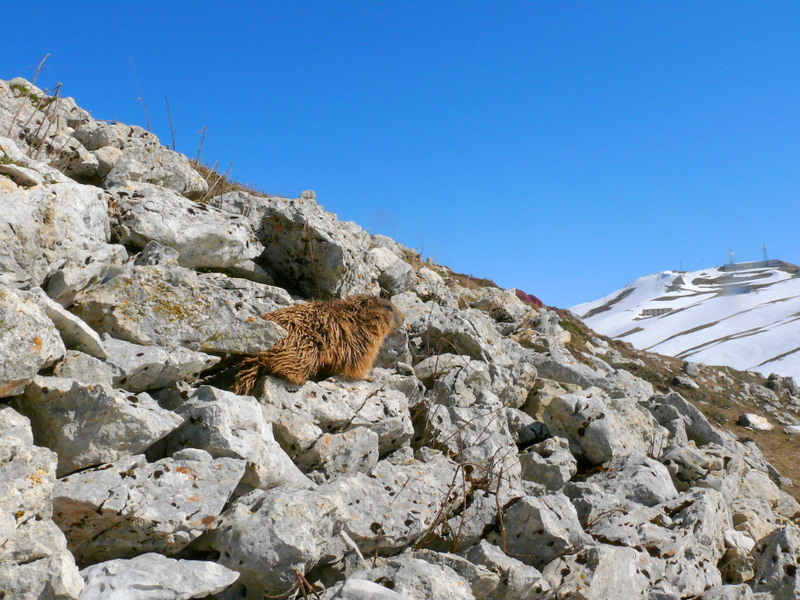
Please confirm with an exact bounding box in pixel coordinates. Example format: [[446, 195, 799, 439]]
[[572, 261, 800, 381]]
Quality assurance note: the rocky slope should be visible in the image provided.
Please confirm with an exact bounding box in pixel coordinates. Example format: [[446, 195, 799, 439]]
[[1, 76, 799, 600]]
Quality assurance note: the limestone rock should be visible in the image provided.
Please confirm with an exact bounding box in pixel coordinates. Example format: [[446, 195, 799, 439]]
[[370, 246, 416, 294], [736, 413, 774, 431], [0, 406, 34, 444], [301, 427, 380, 482], [543, 387, 663, 465], [488, 494, 590, 569], [751, 525, 800, 599], [72, 121, 207, 198], [0, 433, 83, 599], [257, 377, 413, 460], [0, 286, 66, 397], [209, 191, 379, 298], [645, 392, 727, 447], [15, 376, 182, 476], [72, 265, 290, 354], [52, 351, 116, 387], [111, 182, 263, 269], [205, 485, 342, 596], [411, 549, 501, 599], [586, 488, 731, 597], [519, 436, 577, 490], [462, 540, 550, 600], [346, 556, 476, 600], [53, 452, 245, 564], [21, 287, 107, 359], [0, 144, 115, 291], [698, 585, 754, 600], [158, 385, 313, 491], [101, 336, 219, 392], [541, 544, 650, 600], [79, 553, 239, 600], [323, 578, 410, 599], [325, 455, 467, 555]]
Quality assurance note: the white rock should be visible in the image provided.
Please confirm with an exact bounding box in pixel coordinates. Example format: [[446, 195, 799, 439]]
[[102, 336, 219, 392], [737, 413, 774, 431], [79, 553, 239, 600], [519, 436, 577, 490], [53, 351, 116, 386], [257, 376, 413, 459], [462, 540, 550, 600], [15, 376, 182, 476], [370, 246, 416, 294], [0, 405, 34, 444], [159, 385, 313, 491], [72, 265, 290, 354], [22, 287, 107, 358], [210, 191, 380, 298], [542, 544, 650, 600], [698, 585, 754, 600], [53, 453, 245, 564], [544, 387, 663, 465], [111, 182, 263, 269], [488, 493, 590, 569], [0, 433, 83, 599], [0, 286, 65, 397], [349, 556, 476, 600], [751, 525, 800, 599], [72, 122, 207, 198], [324, 578, 411, 599]]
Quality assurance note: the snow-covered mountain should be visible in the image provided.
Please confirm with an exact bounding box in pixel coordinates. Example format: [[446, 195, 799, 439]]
[[571, 260, 800, 380]]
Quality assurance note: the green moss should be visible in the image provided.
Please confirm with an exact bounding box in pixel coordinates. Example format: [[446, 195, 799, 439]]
[[9, 83, 30, 95]]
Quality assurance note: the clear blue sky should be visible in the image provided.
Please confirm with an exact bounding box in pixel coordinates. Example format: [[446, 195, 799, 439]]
[[3, 2, 799, 308]]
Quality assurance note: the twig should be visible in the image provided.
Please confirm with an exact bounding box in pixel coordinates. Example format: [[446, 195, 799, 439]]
[[31, 54, 50, 87], [200, 161, 233, 202], [195, 125, 207, 162], [165, 95, 176, 151]]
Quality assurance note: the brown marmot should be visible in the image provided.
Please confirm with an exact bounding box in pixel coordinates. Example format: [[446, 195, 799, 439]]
[[232, 295, 405, 394]]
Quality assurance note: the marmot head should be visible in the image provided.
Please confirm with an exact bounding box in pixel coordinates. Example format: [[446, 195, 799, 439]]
[[348, 295, 405, 330]]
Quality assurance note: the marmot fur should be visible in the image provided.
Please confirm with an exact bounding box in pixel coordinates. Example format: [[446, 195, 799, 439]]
[[232, 295, 404, 394]]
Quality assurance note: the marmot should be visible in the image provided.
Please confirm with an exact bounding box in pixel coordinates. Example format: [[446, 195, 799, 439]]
[[232, 295, 405, 394]]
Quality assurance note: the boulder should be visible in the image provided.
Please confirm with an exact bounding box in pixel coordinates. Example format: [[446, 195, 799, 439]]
[[736, 413, 774, 431], [256, 376, 413, 460], [488, 493, 590, 569], [412, 549, 501, 599], [0, 286, 65, 397], [53, 452, 245, 564], [20, 287, 107, 359], [157, 385, 313, 491], [543, 387, 663, 465], [519, 436, 577, 490], [79, 553, 239, 600], [345, 556, 476, 600], [111, 182, 263, 269], [209, 191, 379, 298], [751, 525, 800, 600], [541, 544, 650, 600], [0, 139, 119, 292], [14, 376, 182, 476], [72, 121, 207, 198], [206, 485, 342, 596], [72, 264, 290, 354], [0, 427, 83, 599], [462, 540, 550, 600], [101, 335, 220, 392]]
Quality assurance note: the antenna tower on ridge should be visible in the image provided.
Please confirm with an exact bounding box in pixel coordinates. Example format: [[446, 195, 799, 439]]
[[762, 244, 768, 261], [728, 249, 735, 265]]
